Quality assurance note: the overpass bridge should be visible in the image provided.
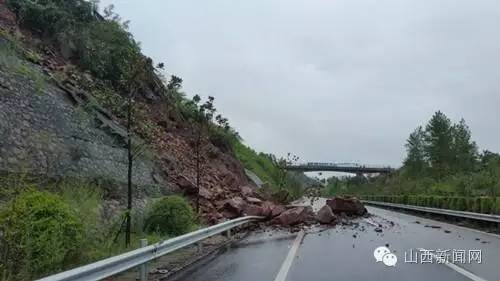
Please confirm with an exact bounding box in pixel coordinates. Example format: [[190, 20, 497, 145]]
[[284, 162, 394, 174]]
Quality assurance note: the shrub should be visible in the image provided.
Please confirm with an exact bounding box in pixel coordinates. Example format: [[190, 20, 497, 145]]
[[456, 197, 467, 211], [0, 190, 84, 279], [479, 197, 493, 214], [448, 197, 456, 210], [76, 20, 141, 84], [8, 0, 142, 86], [144, 195, 196, 236], [7, 0, 95, 35]]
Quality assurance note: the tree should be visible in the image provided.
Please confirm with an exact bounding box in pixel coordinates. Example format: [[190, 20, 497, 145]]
[[190, 95, 216, 213], [424, 111, 454, 178], [121, 56, 148, 248], [167, 75, 183, 90], [276, 153, 299, 190], [403, 126, 427, 177], [451, 118, 478, 172]]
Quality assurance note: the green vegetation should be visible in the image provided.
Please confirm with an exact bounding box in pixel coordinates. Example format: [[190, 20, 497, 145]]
[[4, 0, 306, 202], [7, 0, 141, 86], [144, 195, 197, 236], [232, 142, 305, 200], [0, 1, 307, 278], [0, 177, 178, 280], [360, 195, 500, 214], [0, 190, 83, 280], [232, 141, 281, 186], [76, 19, 140, 84], [325, 111, 500, 214]]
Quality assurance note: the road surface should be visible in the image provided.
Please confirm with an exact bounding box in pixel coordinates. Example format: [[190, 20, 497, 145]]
[[173, 200, 500, 281]]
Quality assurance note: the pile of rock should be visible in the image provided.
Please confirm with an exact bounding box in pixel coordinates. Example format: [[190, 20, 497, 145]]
[[219, 196, 287, 220], [271, 196, 368, 227]]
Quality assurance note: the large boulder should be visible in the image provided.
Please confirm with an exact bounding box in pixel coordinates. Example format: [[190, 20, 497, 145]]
[[244, 201, 275, 217], [271, 205, 287, 218], [273, 206, 315, 226], [326, 197, 367, 216], [316, 205, 336, 224], [244, 204, 266, 216], [220, 197, 246, 218]]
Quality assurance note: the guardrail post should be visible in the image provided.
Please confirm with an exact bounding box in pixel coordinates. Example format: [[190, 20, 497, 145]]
[[196, 241, 202, 253], [225, 229, 232, 250], [139, 238, 148, 281]]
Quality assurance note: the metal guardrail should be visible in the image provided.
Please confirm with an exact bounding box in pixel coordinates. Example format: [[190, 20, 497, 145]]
[[37, 216, 264, 281], [362, 200, 500, 223]]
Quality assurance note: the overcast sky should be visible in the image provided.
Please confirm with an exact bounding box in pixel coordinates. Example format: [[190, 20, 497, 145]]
[[101, 0, 500, 167]]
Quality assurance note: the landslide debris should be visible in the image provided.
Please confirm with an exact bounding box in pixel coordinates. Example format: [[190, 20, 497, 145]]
[[265, 196, 368, 228]]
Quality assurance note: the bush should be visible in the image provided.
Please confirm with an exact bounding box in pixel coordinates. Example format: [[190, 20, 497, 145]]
[[144, 195, 196, 236], [8, 0, 142, 86], [480, 197, 493, 214], [0, 190, 84, 279], [7, 0, 95, 35], [76, 20, 141, 84]]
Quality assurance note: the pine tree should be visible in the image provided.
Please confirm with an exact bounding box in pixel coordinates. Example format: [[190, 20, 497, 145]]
[[424, 111, 454, 179], [403, 126, 427, 177], [451, 118, 478, 172]]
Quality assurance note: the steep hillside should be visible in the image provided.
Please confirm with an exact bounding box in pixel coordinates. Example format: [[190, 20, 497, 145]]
[[0, 0, 304, 224]]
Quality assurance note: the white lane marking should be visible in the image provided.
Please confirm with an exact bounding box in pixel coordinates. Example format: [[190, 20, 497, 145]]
[[368, 206, 500, 240], [418, 248, 489, 281], [274, 230, 305, 281]]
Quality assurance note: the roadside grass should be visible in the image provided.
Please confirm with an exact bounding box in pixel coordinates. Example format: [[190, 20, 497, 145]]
[[0, 175, 194, 279]]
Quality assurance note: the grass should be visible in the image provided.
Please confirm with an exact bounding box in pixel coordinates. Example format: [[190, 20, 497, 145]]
[[232, 140, 281, 186], [231, 140, 306, 200], [0, 174, 193, 279]]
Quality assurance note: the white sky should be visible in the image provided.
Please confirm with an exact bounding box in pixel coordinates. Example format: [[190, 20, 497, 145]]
[[101, 0, 500, 167]]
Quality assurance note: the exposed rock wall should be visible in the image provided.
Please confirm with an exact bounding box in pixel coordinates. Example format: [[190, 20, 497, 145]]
[[0, 65, 168, 197]]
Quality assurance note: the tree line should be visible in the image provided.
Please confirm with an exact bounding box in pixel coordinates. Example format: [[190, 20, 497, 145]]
[[404, 111, 479, 178]]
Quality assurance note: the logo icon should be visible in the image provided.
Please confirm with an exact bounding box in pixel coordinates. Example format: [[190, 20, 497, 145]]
[[374, 246, 397, 267]]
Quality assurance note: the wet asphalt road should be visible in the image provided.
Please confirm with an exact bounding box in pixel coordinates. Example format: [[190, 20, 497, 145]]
[[176, 201, 500, 281]]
